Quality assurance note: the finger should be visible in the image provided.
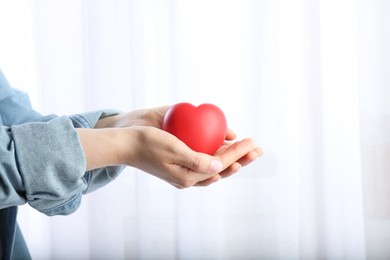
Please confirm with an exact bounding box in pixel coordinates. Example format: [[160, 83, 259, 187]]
[[215, 138, 257, 170], [236, 147, 263, 167], [219, 147, 262, 178], [225, 128, 237, 141], [156, 106, 171, 127], [219, 162, 241, 179], [194, 174, 221, 187], [157, 105, 170, 115], [173, 143, 224, 174]]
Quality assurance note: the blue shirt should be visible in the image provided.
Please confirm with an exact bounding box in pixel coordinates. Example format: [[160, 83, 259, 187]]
[[0, 69, 125, 259]]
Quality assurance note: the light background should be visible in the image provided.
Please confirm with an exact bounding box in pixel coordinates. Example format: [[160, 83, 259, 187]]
[[0, 0, 389, 259]]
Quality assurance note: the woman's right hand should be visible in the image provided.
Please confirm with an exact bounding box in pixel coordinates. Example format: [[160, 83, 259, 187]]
[[78, 125, 261, 189], [121, 126, 260, 188]]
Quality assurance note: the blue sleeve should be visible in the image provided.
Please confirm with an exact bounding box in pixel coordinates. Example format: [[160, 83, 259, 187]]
[[0, 69, 125, 215], [0, 69, 54, 124], [3, 117, 87, 215], [69, 112, 125, 195]]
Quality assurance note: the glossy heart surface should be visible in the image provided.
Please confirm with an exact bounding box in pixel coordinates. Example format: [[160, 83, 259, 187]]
[[162, 103, 227, 155]]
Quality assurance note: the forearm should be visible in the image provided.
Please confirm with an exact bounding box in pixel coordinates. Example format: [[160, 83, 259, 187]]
[[76, 128, 135, 171]]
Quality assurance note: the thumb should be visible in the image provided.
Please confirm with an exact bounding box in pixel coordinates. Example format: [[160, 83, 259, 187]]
[[179, 152, 224, 174]]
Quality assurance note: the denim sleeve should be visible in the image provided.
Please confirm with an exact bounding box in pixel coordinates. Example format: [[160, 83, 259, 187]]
[[7, 117, 87, 215], [0, 69, 125, 215], [69, 111, 125, 194], [0, 113, 124, 216]]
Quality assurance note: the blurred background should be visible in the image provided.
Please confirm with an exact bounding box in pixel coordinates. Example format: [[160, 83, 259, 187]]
[[0, 0, 389, 259]]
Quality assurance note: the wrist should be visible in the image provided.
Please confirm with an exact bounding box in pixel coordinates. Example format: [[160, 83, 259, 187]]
[[77, 127, 135, 170], [114, 127, 140, 167]]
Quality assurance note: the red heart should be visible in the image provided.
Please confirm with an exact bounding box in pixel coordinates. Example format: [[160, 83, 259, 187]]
[[162, 103, 227, 155]]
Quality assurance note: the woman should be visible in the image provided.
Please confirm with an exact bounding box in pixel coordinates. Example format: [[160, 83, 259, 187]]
[[0, 69, 261, 259]]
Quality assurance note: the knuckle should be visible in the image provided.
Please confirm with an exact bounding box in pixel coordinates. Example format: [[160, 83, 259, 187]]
[[190, 156, 203, 171]]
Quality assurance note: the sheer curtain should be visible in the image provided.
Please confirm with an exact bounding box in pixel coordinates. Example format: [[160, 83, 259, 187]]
[[0, 0, 389, 259]]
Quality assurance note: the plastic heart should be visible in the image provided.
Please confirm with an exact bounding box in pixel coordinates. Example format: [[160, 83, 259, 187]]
[[162, 102, 227, 155]]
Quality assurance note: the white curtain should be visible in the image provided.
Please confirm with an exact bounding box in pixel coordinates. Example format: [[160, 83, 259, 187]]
[[0, 0, 389, 259]]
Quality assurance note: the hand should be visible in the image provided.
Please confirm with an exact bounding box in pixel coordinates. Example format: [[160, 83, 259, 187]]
[[94, 106, 263, 186], [121, 127, 261, 188], [194, 135, 262, 186], [95, 106, 169, 129], [95, 107, 241, 146], [78, 125, 261, 188]]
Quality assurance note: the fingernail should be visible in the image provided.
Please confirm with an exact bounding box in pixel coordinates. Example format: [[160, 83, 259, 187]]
[[210, 160, 223, 173]]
